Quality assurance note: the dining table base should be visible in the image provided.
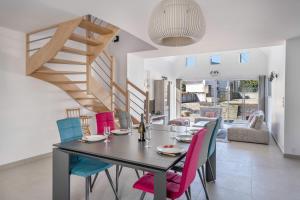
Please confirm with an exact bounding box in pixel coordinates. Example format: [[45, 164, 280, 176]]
[[52, 148, 169, 200]]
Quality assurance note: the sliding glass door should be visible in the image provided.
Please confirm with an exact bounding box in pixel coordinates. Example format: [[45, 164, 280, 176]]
[[181, 79, 259, 123], [205, 79, 259, 122]]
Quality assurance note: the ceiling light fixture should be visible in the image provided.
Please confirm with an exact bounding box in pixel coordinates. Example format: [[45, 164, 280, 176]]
[[148, 0, 206, 47]]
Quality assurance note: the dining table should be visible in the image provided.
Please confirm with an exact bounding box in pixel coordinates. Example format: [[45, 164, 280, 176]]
[[52, 125, 216, 200]]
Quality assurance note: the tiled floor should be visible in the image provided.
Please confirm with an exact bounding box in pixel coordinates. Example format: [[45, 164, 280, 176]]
[[1, 139, 300, 200]]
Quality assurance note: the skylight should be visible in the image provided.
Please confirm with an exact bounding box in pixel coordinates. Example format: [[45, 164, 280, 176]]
[[186, 56, 196, 67], [210, 55, 221, 65], [240, 52, 249, 64]]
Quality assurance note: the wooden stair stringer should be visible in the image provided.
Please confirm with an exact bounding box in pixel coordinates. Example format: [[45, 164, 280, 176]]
[[87, 24, 120, 65], [27, 17, 83, 75], [31, 67, 109, 113]]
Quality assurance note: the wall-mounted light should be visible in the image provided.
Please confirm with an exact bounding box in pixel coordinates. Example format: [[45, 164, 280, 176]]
[[210, 70, 219, 77], [269, 71, 279, 82]]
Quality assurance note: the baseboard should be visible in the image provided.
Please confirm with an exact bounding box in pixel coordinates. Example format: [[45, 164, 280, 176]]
[[284, 154, 300, 160], [0, 152, 52, 171], [270, 132, 284, 153]]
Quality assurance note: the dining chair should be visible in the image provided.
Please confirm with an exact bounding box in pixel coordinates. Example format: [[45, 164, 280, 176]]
[[133, 128, 207, 200], [96, 112, 116, 134], [207, 117, 222, 182], [80, 115, 92, 136], [65, 108, 81, 118], [116, 110, 132, 129], [172, 120, 217, 200], [56, 118, 119, 200]]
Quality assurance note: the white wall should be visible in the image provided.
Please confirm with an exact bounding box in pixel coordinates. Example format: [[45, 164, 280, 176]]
[[285, 37, 300, 155], [0, 27, 94, 166], [108, 30, 155, 89], [266, 45, 286, 152]]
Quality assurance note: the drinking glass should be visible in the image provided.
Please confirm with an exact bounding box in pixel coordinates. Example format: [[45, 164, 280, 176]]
[[144, 129, 152, 148], [128, 118, 133, 136], [170, 124, 177, 138], [104, 126, 111, 143]]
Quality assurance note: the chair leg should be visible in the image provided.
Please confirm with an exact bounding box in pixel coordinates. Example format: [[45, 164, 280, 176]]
[[105, 169, 119, 200], [118, 166, 123, 178], [185, 191, 191, 200], [198, 168, 209, 200], [85, 176, 91, 200], [90, 173, 99, 192], [135, 169, 140, 178], [207, 160, 216, 183], [188, 186, 191, 199], [140, 192, 146, 200], [115, 165, 119, 193], [201, 165, 207, 187]]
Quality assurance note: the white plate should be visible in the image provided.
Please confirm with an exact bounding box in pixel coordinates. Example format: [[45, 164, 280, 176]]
[[157, 145, 185, 154], [176, 135, 193, 143], [111, 129, 130, 135], [83, 135, 107, 142]]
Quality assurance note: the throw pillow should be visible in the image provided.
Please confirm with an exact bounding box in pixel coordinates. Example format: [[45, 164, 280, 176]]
[[248, 114, 254, 122], [249, 116, 258, 128], [205, 111, 216, 118]]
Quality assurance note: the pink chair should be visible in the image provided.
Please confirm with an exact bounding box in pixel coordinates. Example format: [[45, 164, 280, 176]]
[[96, 112, 116, 135], [133, 128, 207, 200]]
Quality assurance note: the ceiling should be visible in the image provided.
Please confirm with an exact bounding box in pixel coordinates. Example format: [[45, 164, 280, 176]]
[[1, 0, 300, 58]]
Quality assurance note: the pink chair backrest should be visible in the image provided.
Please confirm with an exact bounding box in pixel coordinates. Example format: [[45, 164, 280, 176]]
[[96, 112, 115, 134], [177, 128, 207, 197]]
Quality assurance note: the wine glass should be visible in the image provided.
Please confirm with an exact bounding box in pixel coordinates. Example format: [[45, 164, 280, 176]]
[[185, 123, 189, 135], [104, 126, 111, 143], [144, 129, 152, 148]]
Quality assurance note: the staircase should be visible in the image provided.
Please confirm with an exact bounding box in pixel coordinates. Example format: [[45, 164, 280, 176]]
[[26, 15, 149, 122]]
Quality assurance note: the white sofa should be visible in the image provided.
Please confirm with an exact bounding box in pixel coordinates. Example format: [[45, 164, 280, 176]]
[[227, 110, 269, 144]]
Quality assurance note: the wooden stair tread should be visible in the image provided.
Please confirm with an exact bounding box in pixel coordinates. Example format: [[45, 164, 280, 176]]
[[69, 33, 103, 46], [65, 89, 87, 92], [50, 81, 87, 84], [36, 70, 86, 75], [48, 58, 86, 65], [75, 97, 97, 100], [79, 20, 113, 35], [61, 46, 94, 56]]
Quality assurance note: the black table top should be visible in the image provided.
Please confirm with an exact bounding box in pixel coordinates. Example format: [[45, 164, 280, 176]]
[[54, 128, 190, 171]]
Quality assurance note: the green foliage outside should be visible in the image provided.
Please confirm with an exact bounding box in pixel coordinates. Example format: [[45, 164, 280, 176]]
[[239, 80, 258, 92]]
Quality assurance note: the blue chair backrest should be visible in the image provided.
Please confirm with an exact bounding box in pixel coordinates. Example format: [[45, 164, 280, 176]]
[[57, 118, 83, 143], [208, 117, 222, 158]]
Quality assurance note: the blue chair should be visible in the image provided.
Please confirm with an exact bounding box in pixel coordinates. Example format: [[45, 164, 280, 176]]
[[207, 117, 222, 182], [56, 118, 119, 200]]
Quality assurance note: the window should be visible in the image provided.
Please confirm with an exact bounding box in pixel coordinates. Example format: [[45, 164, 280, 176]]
[[240, 52, 249, 64], [186, 56, 196, 67], [210, 55, 221, 65]]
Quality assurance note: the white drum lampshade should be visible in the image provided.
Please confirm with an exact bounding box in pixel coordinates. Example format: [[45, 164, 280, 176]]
[[148, 0, 206, 47]]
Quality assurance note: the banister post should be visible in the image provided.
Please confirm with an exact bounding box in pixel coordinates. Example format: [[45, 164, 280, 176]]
[[111, 56, 115, 111], [126, 79, 129, 112], [25, 33, 30, 75], [86, 15, 92, 94]]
